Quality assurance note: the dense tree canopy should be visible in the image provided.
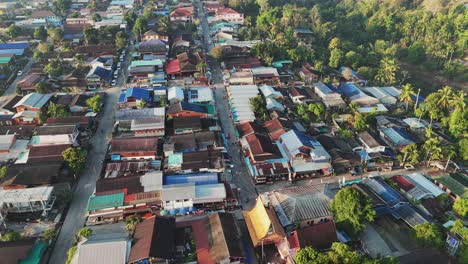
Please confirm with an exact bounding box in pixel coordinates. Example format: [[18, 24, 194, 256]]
[[62, 147, 87, 174], [411, 223, 444, 249], [330, 187, 375, 235]]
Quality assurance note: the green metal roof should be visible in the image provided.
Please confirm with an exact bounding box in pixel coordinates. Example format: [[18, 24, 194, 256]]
[[435, 174, 468, 199], [272, 60, 293, 68], [168, 153, 183, 166], [19, 241, 47, 264], [129, 59, 163, 68], [87, 193, 124, 211], [194, 103, 215, 115], [0, 57, 12, 64]]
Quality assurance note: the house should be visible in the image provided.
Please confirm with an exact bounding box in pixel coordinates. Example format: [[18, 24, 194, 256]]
[[0, 134, 16, 154], [288, 221, 338, 252], [109, 0, 135, 8], [86, 66, 112, 88], [243, 198, 286, 247], [12, 111, 39, 125], [0, 54, 14, 68], [128, 216, 176, 264], [204, 1, 225, 12], [166, 151, 223, 173], [363, 86, 400, 105], [316, 135, 360, 173], [170, 6, 193, 23], [264, 118, 287, 141], [205, 212, 246, 263], [30, 10, 62, 26], [143, 30, 169, 42], [74, 44, 117, 57], [266, 185, 333, 231], [228, 71, 254, 85], [212, 8, 244, 24], [241, 133, 282, 164], [0, 125, 37, 139], [250, 67, 279, 84], [379, 127, 415, 149], [166, 102, 211, 118], [110, 137, 159, 161], [27, 144, 70, 163], [173, 116, 202, 134], [434, 173, 468, 199], [0, 186, 55, 225], [129, 59, 164, 73], [0, 42, 29, 56], [13, 93, 52, 112], [116, 107, 165, 137], [278, 130, 332, 178], [75, 237, 131, 264], [167, 86, 184, 104], [338, 82, 379, 105], [165, 52, 201, 78], [35, 125, 80, 144], [118, 88, 151, 108], [294, 29, 314, 43], [68, 94, 91, 114], [298, 63, 319, 84], [188, 86, 213, 103], [313, 82, 346, 109], [45, 116, 92, 129], [227, 85, 258, 123], [165, 131, 223, 155], [289, 86, 319, 104], [138, 39, 167, 56], [357, 131, 387, 153]]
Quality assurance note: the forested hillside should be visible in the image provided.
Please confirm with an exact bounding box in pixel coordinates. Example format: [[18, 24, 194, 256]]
[[223, 0, 467, 92]]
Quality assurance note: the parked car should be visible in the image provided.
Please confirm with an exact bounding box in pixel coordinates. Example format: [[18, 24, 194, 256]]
[[17, 70, 23, 76], [111, 80, 117, 86]]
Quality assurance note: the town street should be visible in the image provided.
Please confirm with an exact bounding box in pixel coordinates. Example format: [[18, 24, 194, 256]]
[[48, 43, 132, 264], [194, 0, 258, 210], [0, 58, 35, 105]]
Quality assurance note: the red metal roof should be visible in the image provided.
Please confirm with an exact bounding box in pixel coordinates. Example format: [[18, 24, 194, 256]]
[[165, 59, 180, 74], [391, 175, 415, 192]]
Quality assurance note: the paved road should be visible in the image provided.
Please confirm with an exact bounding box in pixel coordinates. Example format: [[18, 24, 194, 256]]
[[194, 0, 257, 210], [48, 43, 133, 264], [0, 58, 35, 104]]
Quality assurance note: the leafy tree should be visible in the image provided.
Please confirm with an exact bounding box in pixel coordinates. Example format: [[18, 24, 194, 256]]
[[156, 16, 170, 34], [124, 11, 137, 28], [450, 219, 468, 264], [196, 61, 207, 76], [453, 198, 467, 218], [69, 12, 80, 18], [330, 187, 375, 235], [62, 147, 87, 174], [407, 41, 426, 64], [353, 113, 367, 132], [375, 57, 399, 85], [399, 84, 415, 112], [209, 46, 224, 60], [115, 31, 127, 50], [6, 25, 20, 39], [83, 26, 99, 44], [35, 83, 48, 94], [448, 108, 467, 138], [37, 42, 51, 54], [0, 166, 6, 180], [34, 26, 47, 40], [44, 59, 64, 77], [422, 137, 443, 166], [329, 49, 343, 68], [86, 95, 102, 113], [400, 144, 420, 166], [65, 246, 77, 264], [411, 223, 444, 249], [47, 102, 69, 117], [125, 215, 141, 234], [308, 103, 325, 120], [143, 6, 153, 19], [459, 138, 468, 161], [1, 230, 20, 241], [250, 95, 268, 120], [78, 227, 92, 239], [47, 27, 63, 45], [52, 0, 71, 15], [295, 246, 329, 264], [133, 17, 147, 40], [436, 85, 454, 111], [451, 91, 466, 111], [338, 128, 354, 139], [33, 51, 43, 61]]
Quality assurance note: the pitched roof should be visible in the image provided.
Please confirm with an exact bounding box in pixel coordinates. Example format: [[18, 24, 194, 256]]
[[35, 125, 76, 135], [87, 192, 125, 211], [166, 102, 208, 115], [129, 216, 176, 263], [45, 116, 90, 126], [0, 125, 36, 138], [292, 221, 338, 250], [27, 144, 70, 163], [173, 116, 201, 130], [236, 121, 265, 137], [3, 162, 62, 187], [0, 42, 29, 50], [111, 137, 158, 153], [77, 237, 130, 264], [207, 213, 245, 261], [31, 10, 56, 18], [120, 88, 151, 102], [245, 133, 281, 161], [95, 175, 143, 195], [14, 93, 52, 109]]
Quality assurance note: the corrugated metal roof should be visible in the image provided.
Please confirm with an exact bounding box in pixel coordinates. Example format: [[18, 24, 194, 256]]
[[77, 238, 130, 264], [161, 183, 195, 201], [14, 93, 52, 109], [405, 173, 444, 197], [194, 183, 226, 203], [164, 172, 218, 186], [87, 193, 124, 211]]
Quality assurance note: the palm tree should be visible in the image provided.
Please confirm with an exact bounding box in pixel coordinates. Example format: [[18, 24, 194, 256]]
[[156, 16, 170, 34], [196, 61, 207, 76], [423, 137, 442, 167], [399, 84, 415, 112], [125, 215, 141, 235], [436, 85, 453, 110], [443, 144, 457, 170], [400, 143, 419, 166], [450, 91, 466, 110], [375, 57, 399, 85]]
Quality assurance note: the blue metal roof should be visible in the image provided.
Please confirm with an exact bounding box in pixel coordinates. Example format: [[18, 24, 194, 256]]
[[126, 87, 150, 101], [364, 178, 403, 207], [164, 173, 219, 185], [180, 101, 208, 113], [0, 49, 25, 56], [0, 42, 29, 50], [92, 67, 111, 80], [292, 130, 316, 149], [338, 83, 361, 98]]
